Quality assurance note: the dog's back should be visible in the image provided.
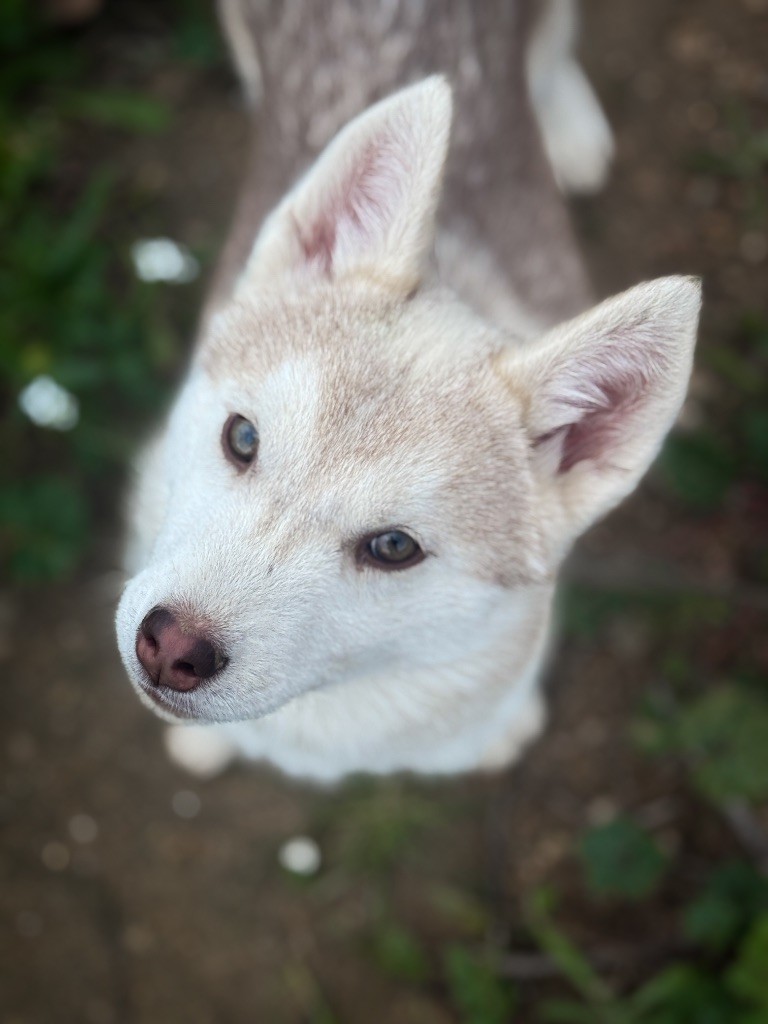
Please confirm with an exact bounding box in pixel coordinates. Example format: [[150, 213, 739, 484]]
[[213, 0, 595, 331]]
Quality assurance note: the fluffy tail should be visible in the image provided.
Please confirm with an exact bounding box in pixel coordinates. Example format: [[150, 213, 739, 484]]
[[217, 0, 263, 107], [526, 0, 614, 194]]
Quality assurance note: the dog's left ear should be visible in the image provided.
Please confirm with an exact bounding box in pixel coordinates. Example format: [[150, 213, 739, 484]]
[[499, 276, 701, 543], [239, 76, 452, 296]]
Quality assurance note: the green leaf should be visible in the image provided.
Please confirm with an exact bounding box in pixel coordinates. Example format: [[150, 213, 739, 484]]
[[657, 433, 735, 511], [683, 862, 768, 952], [372, 923, 430, 984], [579, 818, 668, 901], [631, 964, 738, 1024], [726, 915, 768, 1009], [525, 889, 619, 1011], [443, 945, 516, 1024], [677, 687, 768, 804]]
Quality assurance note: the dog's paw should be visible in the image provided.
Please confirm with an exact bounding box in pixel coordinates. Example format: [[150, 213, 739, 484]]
[[534, 60, 614, 195], [479, 692, 546, 771], [163, 724, 238, 778]]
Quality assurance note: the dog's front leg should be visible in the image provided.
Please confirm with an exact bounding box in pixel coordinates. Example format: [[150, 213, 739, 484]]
[[163, 724, 239, 779]]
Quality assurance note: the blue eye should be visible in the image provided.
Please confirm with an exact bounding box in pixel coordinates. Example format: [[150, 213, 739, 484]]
[[223, 414, 259, 466], [357, 530, 425, 570]]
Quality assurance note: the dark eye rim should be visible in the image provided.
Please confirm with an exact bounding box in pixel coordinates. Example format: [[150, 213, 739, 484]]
[[222, 413, 259, 469], [354, 528, 427, 572]]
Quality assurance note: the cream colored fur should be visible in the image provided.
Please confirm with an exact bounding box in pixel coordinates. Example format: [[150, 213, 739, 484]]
[[527, 0, 614, 194], [116, 44, 700, 782]]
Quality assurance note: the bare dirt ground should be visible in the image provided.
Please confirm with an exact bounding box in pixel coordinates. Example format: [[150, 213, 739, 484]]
[[1, 1, 767, 1021]]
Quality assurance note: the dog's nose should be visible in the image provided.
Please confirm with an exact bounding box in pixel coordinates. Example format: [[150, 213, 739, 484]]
[[135, 607, 227, 692]]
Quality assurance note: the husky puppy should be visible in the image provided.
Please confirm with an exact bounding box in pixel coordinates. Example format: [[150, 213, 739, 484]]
[[116, 0, 700, 781]]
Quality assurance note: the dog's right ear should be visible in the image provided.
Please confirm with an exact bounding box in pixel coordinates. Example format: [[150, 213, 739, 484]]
[[237, 76, 452, 297], [497, 276, 701, 546]]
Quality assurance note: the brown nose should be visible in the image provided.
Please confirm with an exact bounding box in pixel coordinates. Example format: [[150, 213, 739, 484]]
[[135, 607, 227, 693]]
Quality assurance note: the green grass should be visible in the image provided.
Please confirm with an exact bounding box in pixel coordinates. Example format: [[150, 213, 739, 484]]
[[0, 3, 222, 579]]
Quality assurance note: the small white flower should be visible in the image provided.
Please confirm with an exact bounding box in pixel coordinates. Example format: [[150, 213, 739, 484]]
[[131, 237, 199, 283], [18, 375, 79, 431], [278, 835, 321, 876]]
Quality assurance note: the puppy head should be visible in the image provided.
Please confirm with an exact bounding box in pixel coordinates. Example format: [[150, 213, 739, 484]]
[[116, 284, 551, 723], [116, 78, 700, 725]]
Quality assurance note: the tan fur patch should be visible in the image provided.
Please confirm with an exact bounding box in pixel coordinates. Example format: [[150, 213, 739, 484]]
[[201, 282, 551, 585]]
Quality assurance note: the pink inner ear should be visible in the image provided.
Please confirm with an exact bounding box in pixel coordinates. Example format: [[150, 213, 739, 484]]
[[295, 210, 338, 275], [295, 137, 399, 276], [556, 376, 644, 472], [535, 334, 658, 474]]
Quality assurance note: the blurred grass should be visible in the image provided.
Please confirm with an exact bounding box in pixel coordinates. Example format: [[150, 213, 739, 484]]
[[658, 311, 768, 514], [444, 945, 517, 1024], [522, 873, 768, 1023], [688, 101, 768, 225], [0, 2, 221, 580], [579, 818, 668, 901]]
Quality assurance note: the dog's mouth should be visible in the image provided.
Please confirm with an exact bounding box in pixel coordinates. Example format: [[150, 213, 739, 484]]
[[133, 670, 199, 721]]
